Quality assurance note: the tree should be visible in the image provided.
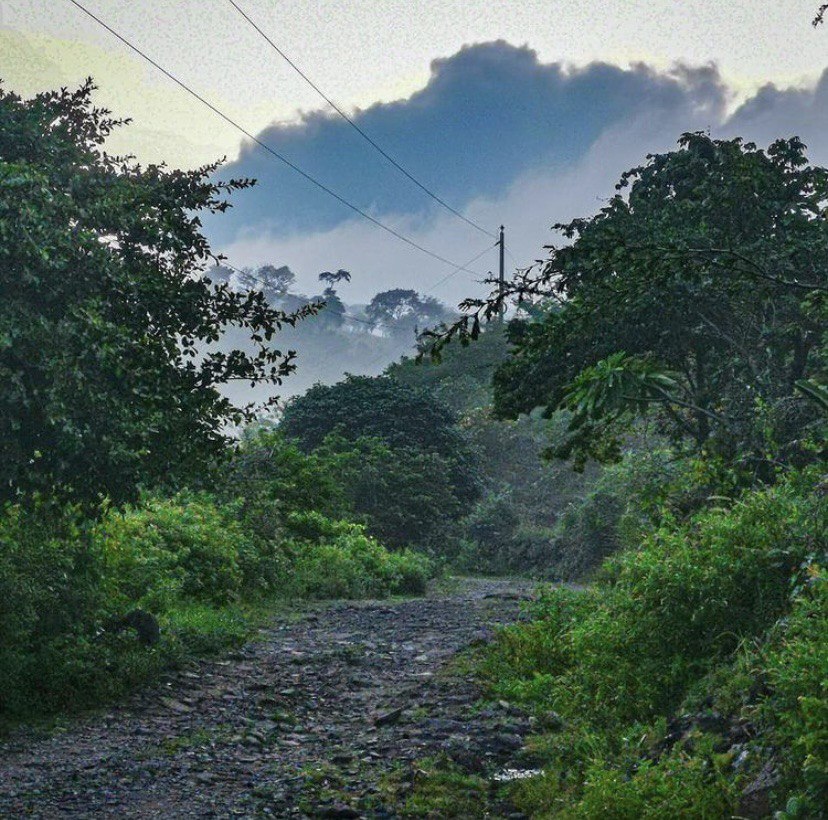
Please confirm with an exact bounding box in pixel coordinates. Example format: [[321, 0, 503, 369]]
[[245, 264, 296, 301], [0, 82, 314, 503], [318, 434, 464, 552], [279, 374, 479, 503], [318, 269, 352, 288], [439, 134, 826, 473], [366, 289, 453, 338]]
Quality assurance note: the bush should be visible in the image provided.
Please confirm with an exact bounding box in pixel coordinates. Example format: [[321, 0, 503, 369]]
[[761, 564, 828, 816], [548, 447, 697, 580], [0, 502, 109, 716], [289, 518, 432, 600], [97, 493, 246, 607], [478, 469, 826, 817], [221, 426, 347, 546], [558, 472, 822, 725], [0, 485, 434, 723], [458, 491, 558, 575]]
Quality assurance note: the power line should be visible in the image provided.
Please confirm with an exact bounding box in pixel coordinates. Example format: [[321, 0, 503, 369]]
[[225, 0, 495, 241], [66, 0, 487, 277], [423, 241, 496, 294]]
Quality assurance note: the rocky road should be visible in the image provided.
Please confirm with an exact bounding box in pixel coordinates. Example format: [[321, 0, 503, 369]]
[[0, 578, 538, 818]]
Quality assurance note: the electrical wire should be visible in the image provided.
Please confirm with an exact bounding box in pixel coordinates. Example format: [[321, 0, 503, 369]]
[[422, 241, 496, 294], [66, 0, 488, 277], [225, 0, 496, 240]]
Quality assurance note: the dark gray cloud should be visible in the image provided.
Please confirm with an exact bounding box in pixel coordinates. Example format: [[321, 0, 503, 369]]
[[725, 69, 828, 162], [206, 42, 728, 245]]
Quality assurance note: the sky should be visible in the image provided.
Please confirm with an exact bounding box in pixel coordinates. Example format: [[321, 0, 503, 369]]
[[4, 0, 828, 308]]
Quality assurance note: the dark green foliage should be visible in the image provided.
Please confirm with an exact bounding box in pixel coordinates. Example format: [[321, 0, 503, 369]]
[[280, 374, 465, 462], [0, 82, 310, 504], [489, 134, 827, 473], [389, 326, 511, 413], [221, 425, 347, 546], [548, 447, 700, 580], [0, 491, 432, 723], [393, 330, 602, 573], [319, 435, 464, 553], [280, 375, 480, 549]]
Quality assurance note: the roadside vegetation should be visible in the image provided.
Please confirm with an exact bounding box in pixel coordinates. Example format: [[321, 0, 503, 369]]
[[0, 84, 433, 725], [407, 132, 827, 817]]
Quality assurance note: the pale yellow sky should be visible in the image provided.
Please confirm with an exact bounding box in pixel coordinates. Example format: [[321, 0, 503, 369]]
[[2, 1, 827, 169]]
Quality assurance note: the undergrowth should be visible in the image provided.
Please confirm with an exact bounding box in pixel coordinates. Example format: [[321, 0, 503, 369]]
[[474, 469, 826, 818]]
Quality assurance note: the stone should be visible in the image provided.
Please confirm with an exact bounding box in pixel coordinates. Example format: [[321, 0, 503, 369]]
[[738, 761, 780, 819], [374, 707, 404, 727]]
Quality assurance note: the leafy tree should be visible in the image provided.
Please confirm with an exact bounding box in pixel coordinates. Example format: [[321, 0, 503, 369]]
[[318, 269, 352, 288], [316, 287, 347, 329], [0, 82, 313, 503], [243, 264, 296, 301], [220, 425, 347, 543], [319, 435, 464, 552], [390, 325, 511, 413], [366, 288, 454, 338], [443, 134, 826, 473], [279, 374, 479, 504]]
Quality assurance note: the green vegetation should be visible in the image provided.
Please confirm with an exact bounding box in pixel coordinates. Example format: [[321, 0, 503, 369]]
[[2, 74, 826, 820], [0, 85, 434, 726], [478, 472, 825, 817], [420, 133, 827, 817], [280, 374, 480, 553]]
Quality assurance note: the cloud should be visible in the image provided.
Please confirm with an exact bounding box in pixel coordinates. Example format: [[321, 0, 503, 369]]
[[205, 42, 729, 247], [725, 68, 828, 162], [204, 41, 828, 398]]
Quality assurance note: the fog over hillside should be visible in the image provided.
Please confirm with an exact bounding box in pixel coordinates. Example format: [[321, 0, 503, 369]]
[[204, 42, 828, 402]]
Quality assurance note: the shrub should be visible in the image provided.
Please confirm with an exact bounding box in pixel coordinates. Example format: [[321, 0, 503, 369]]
[[761, 564, 828, 816], [558, 471, 823, 725], [289, 520, 432, 600], [96, 493, 246, 607], [0, 502, 109, 716], [479, 469, 825, 817], [549, 447, 698, 580], [221, 426, 347, 546], [570, 740, 738, 819]]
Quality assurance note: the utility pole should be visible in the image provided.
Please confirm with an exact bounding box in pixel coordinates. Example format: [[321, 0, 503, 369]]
[[498, 225, 506, 321]]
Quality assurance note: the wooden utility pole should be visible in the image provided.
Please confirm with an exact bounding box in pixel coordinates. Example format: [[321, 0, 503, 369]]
[[498, 225, 505, 321]]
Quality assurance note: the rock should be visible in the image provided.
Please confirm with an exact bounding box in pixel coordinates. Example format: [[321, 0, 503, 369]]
[[110, 609, 160, 646], [492, 733, 524, 753], [695, 711, 726, 733], [319, 805, 360, 818], [537, 711, 565, 732], [160, 697, 192, 713], [374, 707, 404, 727], [738, 761, 780, 819]]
